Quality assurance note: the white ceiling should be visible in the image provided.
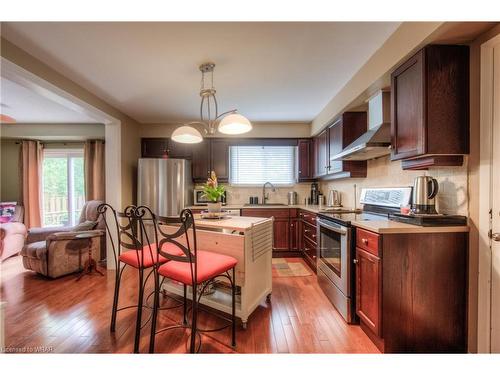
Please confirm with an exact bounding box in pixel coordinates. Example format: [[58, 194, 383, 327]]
[[0, 77, 99, 123], [1, 22, 401, 123]]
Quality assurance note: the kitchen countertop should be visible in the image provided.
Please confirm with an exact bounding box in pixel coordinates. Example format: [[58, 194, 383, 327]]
[[194, 215, 272, 232], [187, 205, 469, 234], [351, 220, 469, 234]]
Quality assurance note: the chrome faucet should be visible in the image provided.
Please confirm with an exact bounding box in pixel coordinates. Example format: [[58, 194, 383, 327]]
[[262, 182, 276, 204]]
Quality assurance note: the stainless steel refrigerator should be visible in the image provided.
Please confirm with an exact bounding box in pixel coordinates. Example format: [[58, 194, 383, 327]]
[[137, 158, 193, 217]]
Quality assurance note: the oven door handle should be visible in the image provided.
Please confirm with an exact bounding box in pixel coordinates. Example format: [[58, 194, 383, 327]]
[[317, 219, 347, 235]]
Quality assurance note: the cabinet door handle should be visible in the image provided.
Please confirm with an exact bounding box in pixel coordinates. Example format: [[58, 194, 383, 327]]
[[353, 259, 359, 264]]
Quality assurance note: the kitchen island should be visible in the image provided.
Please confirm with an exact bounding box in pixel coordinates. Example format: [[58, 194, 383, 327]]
[[161, 215, 274, 328]]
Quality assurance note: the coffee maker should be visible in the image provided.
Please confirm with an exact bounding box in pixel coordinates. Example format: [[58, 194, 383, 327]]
[[412, 176, 439, 214]]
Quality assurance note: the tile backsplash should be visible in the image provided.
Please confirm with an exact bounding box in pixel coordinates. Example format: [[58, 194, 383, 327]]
[[320, 155, 469, 216], [197, 183, 314, 205]]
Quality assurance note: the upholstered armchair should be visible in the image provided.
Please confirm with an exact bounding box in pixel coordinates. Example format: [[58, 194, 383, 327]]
[[20, 200, 105, 278], [0, 205, 27, 262]]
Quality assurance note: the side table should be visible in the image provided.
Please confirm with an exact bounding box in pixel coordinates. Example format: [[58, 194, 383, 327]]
[[75, 233, 104, 281]]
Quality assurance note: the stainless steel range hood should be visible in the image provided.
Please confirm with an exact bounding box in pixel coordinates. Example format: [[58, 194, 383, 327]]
[[331, 90, 391, 161]]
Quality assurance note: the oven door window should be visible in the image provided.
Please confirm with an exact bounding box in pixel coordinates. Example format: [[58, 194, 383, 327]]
[[319, 225, 342, 277]]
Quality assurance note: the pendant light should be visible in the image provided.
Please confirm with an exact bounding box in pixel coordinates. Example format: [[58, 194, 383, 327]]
[[171, 125, 203, 144], [218, 113, 253, 135], [171, 62, 252, 143]]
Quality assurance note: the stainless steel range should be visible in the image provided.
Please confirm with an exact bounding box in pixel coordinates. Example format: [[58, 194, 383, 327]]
[[316, 187, 412, 323]]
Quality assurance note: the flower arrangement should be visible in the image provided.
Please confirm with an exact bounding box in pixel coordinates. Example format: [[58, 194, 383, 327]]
[[202, 171, 225, 203]]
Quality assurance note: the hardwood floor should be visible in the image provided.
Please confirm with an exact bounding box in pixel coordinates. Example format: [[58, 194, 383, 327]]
[[1, 256, 378, 353]]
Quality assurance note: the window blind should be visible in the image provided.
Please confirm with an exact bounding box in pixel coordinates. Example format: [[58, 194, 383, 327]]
[[229, 145, 297, 185]]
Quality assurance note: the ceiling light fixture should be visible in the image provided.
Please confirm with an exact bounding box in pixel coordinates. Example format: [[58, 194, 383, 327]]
[[171, 62, 252, 144]]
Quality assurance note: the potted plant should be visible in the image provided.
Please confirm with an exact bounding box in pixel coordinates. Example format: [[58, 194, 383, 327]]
[[202, 171, 225, 213]]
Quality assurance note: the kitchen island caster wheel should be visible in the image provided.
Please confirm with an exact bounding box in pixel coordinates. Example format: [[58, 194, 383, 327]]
[[242, 321, 247, 330], [266, 293, 272, 303]]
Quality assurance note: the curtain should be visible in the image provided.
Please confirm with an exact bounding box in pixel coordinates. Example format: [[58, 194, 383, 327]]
[[20, 140, 43, 228], [84, 140, 105, 201]]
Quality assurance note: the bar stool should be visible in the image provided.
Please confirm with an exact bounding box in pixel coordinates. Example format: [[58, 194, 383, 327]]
[[148, 208, 238, 353], [98, 204, 181, 353]]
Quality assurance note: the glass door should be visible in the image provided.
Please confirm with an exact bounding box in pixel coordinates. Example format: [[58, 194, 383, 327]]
[[42, 148, 85, 227]]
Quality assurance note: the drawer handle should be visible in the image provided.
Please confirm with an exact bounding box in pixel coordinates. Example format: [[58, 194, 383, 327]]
[[362, 238, 368, 245]]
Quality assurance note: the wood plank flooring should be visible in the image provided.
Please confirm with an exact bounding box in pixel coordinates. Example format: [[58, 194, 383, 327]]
[[1, 256, 378, 353]]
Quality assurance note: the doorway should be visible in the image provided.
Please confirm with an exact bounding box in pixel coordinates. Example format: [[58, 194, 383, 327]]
[[478, 33, 500, 353]]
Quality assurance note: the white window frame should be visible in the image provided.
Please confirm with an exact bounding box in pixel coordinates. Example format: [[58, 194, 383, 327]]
[[42, 148, 84, 227], [228, 145, 298, 187]]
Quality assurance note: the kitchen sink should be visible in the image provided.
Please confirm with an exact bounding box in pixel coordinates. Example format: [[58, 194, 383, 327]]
[[243, 203, 288, 207]]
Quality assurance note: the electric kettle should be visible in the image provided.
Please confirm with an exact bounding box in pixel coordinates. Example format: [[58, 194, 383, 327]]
[[412, 176, 439, 214], [327, 190, 342, 207]]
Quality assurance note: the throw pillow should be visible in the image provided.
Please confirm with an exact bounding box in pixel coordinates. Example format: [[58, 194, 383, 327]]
[[0, 202, 17, 223]]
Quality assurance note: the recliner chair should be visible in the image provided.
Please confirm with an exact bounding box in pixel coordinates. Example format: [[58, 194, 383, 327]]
[[20, 200, 105, 278]]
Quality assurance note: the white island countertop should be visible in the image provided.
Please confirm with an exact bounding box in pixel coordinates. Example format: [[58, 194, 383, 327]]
[[194, 215, 272, 232]]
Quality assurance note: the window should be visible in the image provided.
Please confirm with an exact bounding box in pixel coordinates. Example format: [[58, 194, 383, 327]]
[[42, 148, 85, 227], [229, 145, 297, 185]]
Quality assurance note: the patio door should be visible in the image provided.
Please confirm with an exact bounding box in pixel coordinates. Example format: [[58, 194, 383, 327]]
[[42, 148, 85, 227]]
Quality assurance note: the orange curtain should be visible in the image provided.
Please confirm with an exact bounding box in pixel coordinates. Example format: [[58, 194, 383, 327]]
[[84, 140, 105, 201], [20, 140, 43, 228]]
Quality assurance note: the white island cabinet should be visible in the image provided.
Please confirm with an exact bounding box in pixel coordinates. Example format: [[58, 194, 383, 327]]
[[161, 215, 273, 328]]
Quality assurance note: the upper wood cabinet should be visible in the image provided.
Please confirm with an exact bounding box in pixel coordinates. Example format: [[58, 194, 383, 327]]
[[210, 139, 230, 182], [141, 138, 230, 183], [141, 138, 169, 158], [314, 129, 329, 178], [297, 139, 314, 182], [191, 140, 211, 182], [313, 112, 367, 179], [328, 113, 367, 178], [391, 45, 469, 169]]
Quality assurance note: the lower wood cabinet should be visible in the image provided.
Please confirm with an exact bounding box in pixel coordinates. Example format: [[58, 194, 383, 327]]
[[299, 209, 317, 271], [355, 247, 381, 337], [354, 227, 468, 353], [290, 217, 301, 251], [273, 219, 291, 251], [235, 208, 320, 268], [241, 208, 290, 253]]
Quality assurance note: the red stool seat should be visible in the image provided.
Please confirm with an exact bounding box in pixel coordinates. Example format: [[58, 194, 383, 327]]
[[119, 243, 183, 268], [157, 250, 237, 285]]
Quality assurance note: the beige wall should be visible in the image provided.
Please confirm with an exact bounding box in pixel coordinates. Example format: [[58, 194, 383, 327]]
[[1, 38, 141, 206], [139, 122, 311, 139], [0, 123, 105, 140], [0, 123, 105, 204], [0, 140, 21, 202]]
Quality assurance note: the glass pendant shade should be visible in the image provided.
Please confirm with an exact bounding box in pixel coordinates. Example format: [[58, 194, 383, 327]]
[[218, 113, 253, 135], [171, 126, 203, 144]]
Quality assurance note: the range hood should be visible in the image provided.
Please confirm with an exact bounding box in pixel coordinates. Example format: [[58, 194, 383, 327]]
[[331, 90, 391, 161]]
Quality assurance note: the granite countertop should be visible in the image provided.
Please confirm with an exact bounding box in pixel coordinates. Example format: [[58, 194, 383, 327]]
[[186, 205, 469, 234], [351, 220, 469, 234]]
